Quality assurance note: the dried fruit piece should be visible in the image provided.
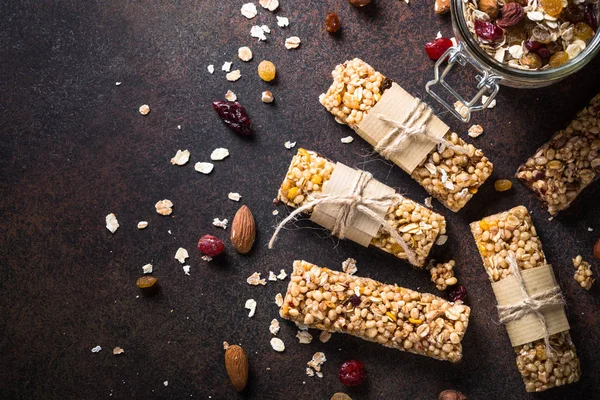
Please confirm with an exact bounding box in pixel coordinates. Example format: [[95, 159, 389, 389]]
[[449, 285, 467, 303], [478, 0, 499, 18], [425, 37, 453, 60], [593, 238, 600, 259], [564, 4, 586, 23], [338, 360, 366, 387], [348, 0, 371, 6], [139, 104, 150, 115], [497, 3, 524, 28], [439, 390, 468, 400], [531, 25, 553, 44], [549, 51, 569, 68], [536, 47, 551, 59], [494, 179, 513, 192], [540, 0, 563, 17], [230, 205, 256, 254], [258, 60, 276, 81], [198, 234, 225, 257], [474, 20, 504, 42], [155, 199, 173, 216], [325, 12, 341, 33], [574, 22, 595, 41], [524, 40, 542, 51], [586, 4, 598, 30], [212, 101, 252, 136], [224, 345, 249, 392], [136, 275, 158, 289], [519, 53, 542, 69]]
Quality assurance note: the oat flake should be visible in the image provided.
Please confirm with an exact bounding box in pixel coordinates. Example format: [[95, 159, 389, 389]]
[[210, 148, 229, 161], [137, 221, 148, 229], [195, 162, 214, 174], [468, 124, 484, 138], [260, 0, 279, 11], [240, 3, 257, 19], [228, 192, 242, 202], [225, 90, 237, 102], [284, 36, 301, 49], [238, 46, 253, 62], [275, 293, 283, 307], [175, 248, 189, 264], [247, 272, 266, 286], [251, 25, 268, 41], [245, 299, 257, 317], [91, 346, 102, 353], [106, 213, 119, 233], [340, 136, 354, 144], [268, 271, 277, 281], [207, 65, 215, 74], [277, 16, 289, 27], [342, 258, 357, 275], [142, 264, 153, 274], [296, 330, 313, 344], [482, 95, 496, 108], [284, 141, 296, 149], [319, 331, 332, 343], [226, 70, 241, 82], [155, 199, 173, 216], [170, 149, 190, 166], [270, 337, 285, 352], [269, 319, 280, 335], [436, 235, 448, 246], [213, 218, 228, 229], [113, 347, 124, 355]]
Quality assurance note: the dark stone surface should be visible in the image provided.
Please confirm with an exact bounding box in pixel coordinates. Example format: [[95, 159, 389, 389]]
[[1, 1, 599, 399]]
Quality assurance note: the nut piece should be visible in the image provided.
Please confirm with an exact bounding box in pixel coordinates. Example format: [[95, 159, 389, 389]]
[[224, 345, 249, 392], [478, 0, 499, 18], [497, 3, 524, 29], [231, 205, 256, 254], [439, 390, 467, 400], [349, 0, 371, 6], [155, 199, 173, 215], [261, 90, 274, 103], [435, 0, 450, 14], [594, 238, 600, 259], [331, 394, 352, 400]]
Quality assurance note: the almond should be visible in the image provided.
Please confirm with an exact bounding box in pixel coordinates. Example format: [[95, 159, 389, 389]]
[[230, 205, 256, 254], [225, 345, 249, 392]]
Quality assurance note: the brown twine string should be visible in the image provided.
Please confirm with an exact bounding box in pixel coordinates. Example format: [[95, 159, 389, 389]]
[[268, 170, 418, 266], [497, 253, 566, 354], [374, 98, 469, 159]]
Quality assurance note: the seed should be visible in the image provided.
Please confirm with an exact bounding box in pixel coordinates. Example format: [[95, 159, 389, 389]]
[[325, 12, 341, 33], [258, 60, 276, 81], [494, 179, 513, 192]]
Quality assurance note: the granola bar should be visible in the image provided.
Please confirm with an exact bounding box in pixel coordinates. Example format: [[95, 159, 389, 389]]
[[278, 148, 447, 267], [280, 260, 470, 363], [319, 58, 494, 212], [470, 206, 581, 392], [516, 93, 600, 215]]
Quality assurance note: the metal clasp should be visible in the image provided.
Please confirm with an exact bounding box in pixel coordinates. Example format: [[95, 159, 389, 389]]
[[425, 42, 501, 123]]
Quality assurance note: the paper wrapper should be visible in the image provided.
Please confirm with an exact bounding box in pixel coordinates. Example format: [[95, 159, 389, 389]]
[[310, 162, 394, 247], [491, 264, 570, 347], [355, 83, 449, 174]]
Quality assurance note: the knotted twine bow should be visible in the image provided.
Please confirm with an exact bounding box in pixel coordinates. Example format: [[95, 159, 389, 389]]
[[268, 170, 418, 266], [496, 253, 566, 354], [373, 98, 469, 161]]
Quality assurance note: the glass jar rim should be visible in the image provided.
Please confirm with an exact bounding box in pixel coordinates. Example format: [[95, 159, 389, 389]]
[[452, 0, 600, 81]]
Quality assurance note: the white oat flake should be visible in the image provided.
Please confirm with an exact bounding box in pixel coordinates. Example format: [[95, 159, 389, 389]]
[[137, 221, 148, 229], [268, 271, 278, 281], [251, 25, 269, 41], [105, 213, 119, 233], [247, 272, 267, 286], [270, 337, 285, 352], [226, 70, 241, 82], [284, 141, 297, 149], [142, 264, 153, 274], [277, 16, 289, 27], [245, 299, 257, 317], [269, 319, 280, 335], [307, 352, 326, 372], [240, 3, 258, 19], [319, 331, 332, 343], [340, 136, 354, 144], [342, 258, 357, 275], [260, 0, 279, 11], [210, 148, 229, 161], [201, 255, 213, 262], [170, 149, 190, 166], [195, 162, 214, 174], [91, 345, 102, 353], [221, 61, 232, 72], [468, 124, 484, 138], [277, 269, 287, 280], [228, 192, 242, 202], [175, 248, 189, 264], [225, 90, 237, 102], [238, 46, 253, 62], [284, 36, 301, 49], [436, 235, 448, 246], [296, 330, 313, 344], [207, 64, 214, 74], [275, 293, 284, 307], [212, 218, 228, 229]]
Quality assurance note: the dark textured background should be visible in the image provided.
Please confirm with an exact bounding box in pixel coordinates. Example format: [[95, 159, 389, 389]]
[[1, 1, 599, 399]]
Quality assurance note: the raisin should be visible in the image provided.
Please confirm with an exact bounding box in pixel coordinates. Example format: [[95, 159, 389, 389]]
[[325, 12, 341, 33], [520, 53, 542, 69], [494, 179, 513, 192], [574, 22, 595, 41], [257, 60, 276, 81], [540, 0, 563, 17], [212, 101, 252, 136], [536, 47, 551, 59], [381, 77, 393, 93], [338, 360, 366, 386], [449, 285, 467, 303], [549, 51, 569, 68], [585, 4, 598, 31], [198, 234, 225, 257], [474, 20, 504, 42], [425, 37, 454, 60], [525, 40, 542, 51], [564, 4, 586, 23], [136, 276, 158, 289], [349, 294, 361, 306]]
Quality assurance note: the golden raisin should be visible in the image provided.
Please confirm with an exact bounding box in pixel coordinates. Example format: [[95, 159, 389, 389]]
[[494, 179, 513, 192], [520, 53, 542, 69], [540, 0, 563, 17], [286, 187, 299, 200], [136, 276, 158, 289], [574, 22, 594, 41], [549, 51, 569, 68], [257, 60, 276, 82], [325, 12, 341, 33]]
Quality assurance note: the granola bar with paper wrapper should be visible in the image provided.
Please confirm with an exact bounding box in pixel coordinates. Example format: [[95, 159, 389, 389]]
[[516, 93, 600, 216], [272, 148, 446, 267], [319, 58, 493, 212], [470, 206, 581, 392], [280, 260, 471, 362]]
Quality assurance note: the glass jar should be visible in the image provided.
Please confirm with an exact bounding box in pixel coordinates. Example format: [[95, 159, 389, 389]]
[[426, 0, 600, 122]]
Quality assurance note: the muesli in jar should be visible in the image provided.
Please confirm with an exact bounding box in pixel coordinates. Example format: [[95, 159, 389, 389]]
[[463, 0, 599, 70]]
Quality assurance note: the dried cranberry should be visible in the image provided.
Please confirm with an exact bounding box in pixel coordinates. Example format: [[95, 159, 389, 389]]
[[536, 47, 551, 59], [474, 20, 504, 42], [349, 294, 361, 306], [197, 234, 225, 257], [212, 101, 252, 136], [425, 37, 454, 60], [524, 40, 542, 51], [338, 360, 366, 387], [449, 285, 467, 303], [585, 4, 598, 31]]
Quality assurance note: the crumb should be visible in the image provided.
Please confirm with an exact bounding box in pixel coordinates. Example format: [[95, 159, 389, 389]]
[[268, 271, 277, 281], [261, 90, 274, 103], [277, 16, 289, 27], [319, 331, 332, 343], [269, 319, 280, 335], [175, 248, 189, 264], [142, 264, 153, 274], [212, 218, 228, 229], [272, 210, 279, 216], [183, 265, 191, 275], [113, 347, 124, 355], [91, 345, 102, 353], [223, 341, 230, 350], [228, 192, 242, 202], [245, 299, 257, 317], [340, 136, 354, 144], [424, 197, 433, 208], [201, 255, 213, 262], [307, 352, 326, 372], [221, 61, 232, 72], [163, 381, 168, 387], [482, 95, 497, 108], [250, 25, 269, 41], [260, 0, 279, 11], [207, 65, 214, 74], [105, 213, 119, 233], [238, 47, 253, 62], [247, 272, 266, 286], [115, 82, 121, 86], [277, 269, 287, 280], [170, 149, 190, 166], [284, 141, 296, 149], [275, 293, 283, 307]]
